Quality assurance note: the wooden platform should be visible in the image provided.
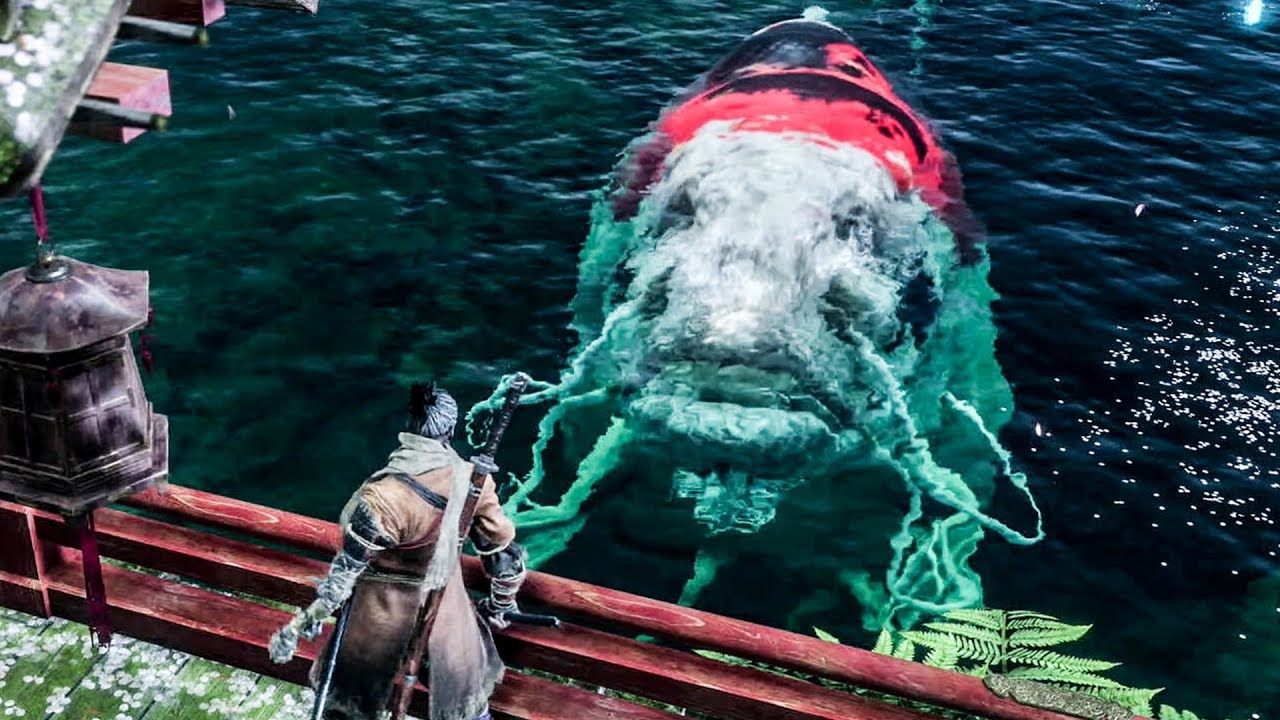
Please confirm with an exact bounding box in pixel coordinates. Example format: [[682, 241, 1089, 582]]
[[0, 487, 1125, 720], [0, 607, 336, 720]]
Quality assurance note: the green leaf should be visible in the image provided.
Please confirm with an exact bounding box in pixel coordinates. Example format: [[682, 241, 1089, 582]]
[[922, 636, 960, 670], [872, 629, 895, 655], [1004, 648, 1122, 673], [901, 630, 955, 650], [941, 609, 1005, 630], [905, 630, 1001, 664], [1158, 706, 1199, 720], [923, 621, 1004, 647], [813, 627, 841, 644], [1089, 686, 1163, 718], [1007, 617, 1065, 631], [1008, 610, 1062, 622], [1006, 667, 1123, 689], [892, 637, 916, 661], [694, 649, 750, 666], [1008, 623, 1092, 648]]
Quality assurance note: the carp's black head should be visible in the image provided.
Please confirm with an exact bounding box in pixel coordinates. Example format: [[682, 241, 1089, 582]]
[[698, 19, 856, 90]]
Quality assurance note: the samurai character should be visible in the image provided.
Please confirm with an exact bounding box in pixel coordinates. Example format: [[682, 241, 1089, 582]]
[[269, 382, 528, 720]]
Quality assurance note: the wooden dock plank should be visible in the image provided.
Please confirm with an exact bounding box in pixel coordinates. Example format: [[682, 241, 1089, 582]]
[[234, 674, 328, 720], [0, 608, 329, 720], [0, 618, 95, 718], [138, 659, 283, 720], [57, 635, 192, 720], [41, 558, 675, 720]]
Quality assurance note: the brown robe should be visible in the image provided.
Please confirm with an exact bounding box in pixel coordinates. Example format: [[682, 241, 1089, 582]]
[[310, 463, 516, 720]]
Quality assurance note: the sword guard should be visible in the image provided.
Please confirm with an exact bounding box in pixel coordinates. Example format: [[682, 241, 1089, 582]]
[[471, 454, 498, 476]]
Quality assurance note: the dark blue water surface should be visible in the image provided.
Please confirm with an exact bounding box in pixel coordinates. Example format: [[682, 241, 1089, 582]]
[[2, 1, 1277, 716]]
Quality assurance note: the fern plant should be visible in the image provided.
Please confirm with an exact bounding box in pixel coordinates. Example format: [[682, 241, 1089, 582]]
[[1158, 707, 1202, 720], [696, 608, 1212, 720], [862, 609, 1165, 716]]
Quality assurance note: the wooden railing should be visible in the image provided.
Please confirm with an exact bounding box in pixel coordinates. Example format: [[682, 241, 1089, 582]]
[[74, 0, 320, 145], [0, 485, 1103, 720]]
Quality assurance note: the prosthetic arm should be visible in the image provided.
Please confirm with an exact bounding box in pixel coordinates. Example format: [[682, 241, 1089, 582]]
[[269, 500, 394, 664], [475, 541, 528, 630]]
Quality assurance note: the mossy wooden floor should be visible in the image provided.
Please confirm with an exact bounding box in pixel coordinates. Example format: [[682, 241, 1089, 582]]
[[0, 607, 422, 720]]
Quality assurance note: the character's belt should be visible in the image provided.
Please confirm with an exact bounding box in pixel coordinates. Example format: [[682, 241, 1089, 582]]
[[361, 569, 426, 587]]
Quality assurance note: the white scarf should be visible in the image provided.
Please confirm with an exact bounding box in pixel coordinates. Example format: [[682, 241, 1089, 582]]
[[372, 432, 472, 593]]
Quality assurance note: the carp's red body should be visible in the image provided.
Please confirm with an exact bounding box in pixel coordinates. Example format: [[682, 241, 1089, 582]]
[[611, 19, 979, 256]]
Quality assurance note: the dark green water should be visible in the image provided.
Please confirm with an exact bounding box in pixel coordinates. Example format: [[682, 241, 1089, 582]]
[[2, 1, 1277, 717]]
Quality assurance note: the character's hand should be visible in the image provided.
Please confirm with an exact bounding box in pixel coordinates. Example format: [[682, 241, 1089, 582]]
[[296, 601, 329, 640], [268, 604, 328, 664], [269, 622, 300, 664], [476, 597, 517, 630]]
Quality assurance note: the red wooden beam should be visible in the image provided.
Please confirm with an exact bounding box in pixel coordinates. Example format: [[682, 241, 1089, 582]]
[[42, 556, 672, 720], [126, 0, 226, 26], [68, 63, 172, 143], [123, 485, 340, 555], [36, 506, 942, 720], [116, 486, 1118, 720], [498, 622, 940, 720], [0, 501, 51, 617], [31, 507, 327, 607], [481, 568, 1100, 720]]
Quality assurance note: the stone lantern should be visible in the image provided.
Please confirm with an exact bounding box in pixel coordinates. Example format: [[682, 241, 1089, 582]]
[[0, 245, 169, 646]]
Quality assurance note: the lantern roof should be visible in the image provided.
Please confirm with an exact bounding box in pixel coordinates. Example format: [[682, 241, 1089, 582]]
[[0, 255, 149, 355]]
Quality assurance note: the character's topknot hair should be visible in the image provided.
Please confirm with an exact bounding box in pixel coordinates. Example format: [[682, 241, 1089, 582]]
[[409, 382, 436, 417], [407, 381, 458, 441]]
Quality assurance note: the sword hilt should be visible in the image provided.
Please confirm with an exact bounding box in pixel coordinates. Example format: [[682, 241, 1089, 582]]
[[507, 610, 561, 628], [477, 372, 530, 460]]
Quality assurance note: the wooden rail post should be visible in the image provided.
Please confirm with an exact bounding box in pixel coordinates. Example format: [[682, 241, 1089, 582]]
[[68, 62, 172, 143], [126, 0, 226, 26], [0, 500, 51, 617], [226, 0, 319, 12]]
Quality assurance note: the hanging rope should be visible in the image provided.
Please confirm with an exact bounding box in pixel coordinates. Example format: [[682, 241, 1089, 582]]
[[75, 512, 113, 648], [32, 184, 61, 391], [140, 306, 154, 375], [29, 183, 48, 245], [28, 184, 159, 374]]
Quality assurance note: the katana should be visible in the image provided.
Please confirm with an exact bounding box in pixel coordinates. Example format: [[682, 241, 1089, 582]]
[[310, 600, 353, 720]]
